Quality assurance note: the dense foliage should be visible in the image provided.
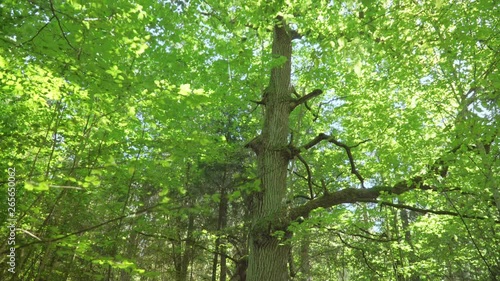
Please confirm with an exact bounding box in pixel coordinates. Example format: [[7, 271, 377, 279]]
[[0, 0, 498, 280]]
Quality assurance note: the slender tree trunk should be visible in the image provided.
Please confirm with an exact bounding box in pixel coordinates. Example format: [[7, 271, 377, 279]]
[[246, 18, 293, 281], [182, 213, 196, 281], [391, 208, 405, 281], [211, 244, 218, 281], [219, 183, 229, 281], [212, 182, 229, 281], [173, 163, 196, 281], [400, 206, 420, 281], [120, 228, 139, 281], [299, 236, 312, 281], [35, 244, 53, 281]]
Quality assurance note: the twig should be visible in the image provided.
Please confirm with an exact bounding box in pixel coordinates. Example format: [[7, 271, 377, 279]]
[[2, 204, 161, 254], [295, 133, 367, 188], [22, 15, 56, 45], [327, 137, 366, 188], [296, 154, 314, 199], [360, 199, 500, 223], [48, 0, 76, 51]]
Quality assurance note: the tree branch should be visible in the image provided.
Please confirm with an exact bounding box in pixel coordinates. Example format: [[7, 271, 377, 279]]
[[290, 29, 302, 40], [364, 200, 499, 223], [327, 137, 366, 188], [288, 176, 430, 222], [292, 133, 367, 188], [2, 204, 161, 254], [335, 232, 383, 277], [291, 87, 320, 121], [135, 229, 241, 263], [329, 228, 396, 243], [296, 154, 314, 199], [21, 15, 56, 45], [290, 89, 323, 111], [48, 0, 76, 51]]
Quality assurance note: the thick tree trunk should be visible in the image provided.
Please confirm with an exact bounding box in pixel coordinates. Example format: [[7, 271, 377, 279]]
[[246, 18, 293, 281]]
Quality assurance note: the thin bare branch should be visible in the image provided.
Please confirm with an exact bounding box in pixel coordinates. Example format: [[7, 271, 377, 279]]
[[2, 204, 161, 254], [296, 154, 314, 199], [326, 137, 365, 188], [289, 133, 367, 188], [363, 200, 499, 223], [20, 229, 42, 241], [22, 15, 56, 45], [48, 0, 76, 51], [49, 185, 83, 190]]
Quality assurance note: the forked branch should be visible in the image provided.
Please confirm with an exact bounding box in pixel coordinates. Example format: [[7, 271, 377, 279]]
[[293, 133, 368, 188]]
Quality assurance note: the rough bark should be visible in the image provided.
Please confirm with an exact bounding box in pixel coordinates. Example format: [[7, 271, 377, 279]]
[[246, 17, 293, 281]]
